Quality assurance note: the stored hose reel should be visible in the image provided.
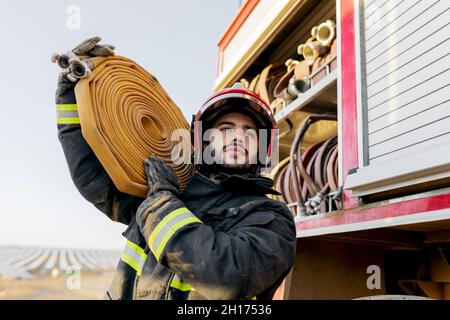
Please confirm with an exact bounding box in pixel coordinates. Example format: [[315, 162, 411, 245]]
[[289, 114, 341, 216], [270, 115, 341, 217]]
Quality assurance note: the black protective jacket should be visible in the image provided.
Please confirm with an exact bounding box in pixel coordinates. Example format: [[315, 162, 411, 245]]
[[55, 77, 296, 300]]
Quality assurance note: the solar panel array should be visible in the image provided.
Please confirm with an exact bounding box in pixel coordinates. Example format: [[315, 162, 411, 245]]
[[0, 246, 120, 277]]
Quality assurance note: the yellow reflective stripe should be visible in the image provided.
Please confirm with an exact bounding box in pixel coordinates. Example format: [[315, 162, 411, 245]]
[[125, 240, 147, 260], [120, 240, 147, 276], [57, 117, 80, 124], [56, 104, 78, 111], [120, 253, 143, 276], [252, 296, 257, 300], [170, 279, 195, 292], [155, 217, 201, 260], [56, 104, 79, 124], [149, 207, 202, 261], [149, 207, 191, 247]]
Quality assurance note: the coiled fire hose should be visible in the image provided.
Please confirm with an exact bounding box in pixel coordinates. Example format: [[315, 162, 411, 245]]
[[241, 19, 337, 117], [271, 115, 341, 216], [71, 56, 194, 198]]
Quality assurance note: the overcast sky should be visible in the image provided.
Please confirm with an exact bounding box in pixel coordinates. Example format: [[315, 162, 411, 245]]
[[0, 0, 238, 250]]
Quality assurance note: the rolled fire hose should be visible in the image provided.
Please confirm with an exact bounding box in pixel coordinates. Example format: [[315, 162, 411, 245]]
[[248, 74, 260, 92], [293, 60, 311, 92], [255, 63, 285, 105], [276, 138, 323, 213], [271, 139, 339, 216], [266, 157, 290, 200], [74, 56, 194, 198], [254, 64, 274, 105], [294, 60, 310, 80], [289, 114, 338, 216], [245, 19, 336, 104], [271, 115, 339, 216]]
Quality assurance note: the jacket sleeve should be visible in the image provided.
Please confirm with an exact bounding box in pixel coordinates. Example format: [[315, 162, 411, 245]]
[[137, 192, 296, 300], [55, 75, 143, 225]]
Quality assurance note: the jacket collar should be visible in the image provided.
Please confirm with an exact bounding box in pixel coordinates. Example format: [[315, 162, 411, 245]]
[[181, 170, 280, 201], [181, 171, 224, 201]]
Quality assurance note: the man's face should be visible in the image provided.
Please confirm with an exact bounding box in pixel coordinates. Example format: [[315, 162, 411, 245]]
[[206, 111, 259, 168]]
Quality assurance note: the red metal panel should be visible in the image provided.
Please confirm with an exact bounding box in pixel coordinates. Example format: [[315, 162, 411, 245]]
[[217, 0, 260, 50], [216, 0, 260, 78], [297, 192, 450, 231], [340, 0, 359, 209]]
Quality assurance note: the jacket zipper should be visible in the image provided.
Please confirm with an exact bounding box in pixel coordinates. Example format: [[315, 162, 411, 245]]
[[164, 272, 175, 300], [133, 274, 140, 299]]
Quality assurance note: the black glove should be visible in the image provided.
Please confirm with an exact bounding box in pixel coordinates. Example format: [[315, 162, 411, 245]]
[[71, 36, 115, 57], [144, 156, 180, 196], [55, 71, 77, 104], [136, 157, 188, 261]]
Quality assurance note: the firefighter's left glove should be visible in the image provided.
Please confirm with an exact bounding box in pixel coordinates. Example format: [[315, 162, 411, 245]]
[[144, 156, 180, 196], [136, 157, 188, 256]]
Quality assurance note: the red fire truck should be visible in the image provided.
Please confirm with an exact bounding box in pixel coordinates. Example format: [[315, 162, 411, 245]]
[[215, 0, 450, 299]]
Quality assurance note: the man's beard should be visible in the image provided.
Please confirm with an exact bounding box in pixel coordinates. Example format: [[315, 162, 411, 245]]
[[198, 144, 260, 175]]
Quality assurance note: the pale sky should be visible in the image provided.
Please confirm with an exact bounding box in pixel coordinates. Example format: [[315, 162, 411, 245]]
[[0, 0, 238, 250]]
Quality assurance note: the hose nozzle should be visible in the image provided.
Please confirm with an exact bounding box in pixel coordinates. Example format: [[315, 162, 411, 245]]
[[51, 51, 78, 69], [70, 59, 93, 79], [316, 20, 336, 47], [300, 42, 329, 65], [288, 77, 310, 95], [52, 51, 93, 80], [305, 192, 324, 215]]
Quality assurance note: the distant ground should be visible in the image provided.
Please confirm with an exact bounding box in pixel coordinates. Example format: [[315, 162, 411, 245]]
[[0, 246, 120, 300], [0, 271, 115, 300]]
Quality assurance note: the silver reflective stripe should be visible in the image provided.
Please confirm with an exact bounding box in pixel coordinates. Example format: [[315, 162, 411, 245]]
[[120, 244, 147, 276], [150, 212, 197, 256], [149, 207, 203, 261], [173, 274, 183, 282], [56, 110, 79, 119], [56, 104, 80, 124], [171, 274, 195, 291]]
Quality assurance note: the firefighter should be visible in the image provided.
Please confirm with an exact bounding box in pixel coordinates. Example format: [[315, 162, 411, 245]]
[[55, 37, 296, 300]]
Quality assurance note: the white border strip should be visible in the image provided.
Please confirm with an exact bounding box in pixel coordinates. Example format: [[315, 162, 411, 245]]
[[296, 207, 450, 237], [354, 0, 366, 169], [337, 0, 344, 186]]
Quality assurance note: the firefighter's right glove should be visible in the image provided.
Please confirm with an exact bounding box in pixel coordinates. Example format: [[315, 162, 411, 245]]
[[135, 157, 191, 262], [52, 36, 115, 83], [55, 71, 77, 104], [144, 156, 180, 196]]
